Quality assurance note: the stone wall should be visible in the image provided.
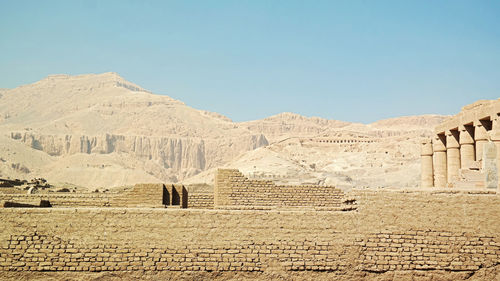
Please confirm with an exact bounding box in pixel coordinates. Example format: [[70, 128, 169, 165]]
[[187, 193, 214, 209], [110, 183, 165, 208], [358, 230, 499, 272], [1, 189, 499, 279], [0, 183, 188, 209], [0, 231, 351, 272], [0, 193, 112, 207], [214, 169, 353, 210]]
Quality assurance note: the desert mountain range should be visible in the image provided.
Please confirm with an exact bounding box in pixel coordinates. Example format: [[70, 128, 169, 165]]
[[0, 73, 447, 189]]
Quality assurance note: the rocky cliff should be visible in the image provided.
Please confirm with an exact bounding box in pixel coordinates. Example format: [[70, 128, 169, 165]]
[[240, 112, 351, 142], [0, 72, 446, 189], [0, 73, 268, 187]]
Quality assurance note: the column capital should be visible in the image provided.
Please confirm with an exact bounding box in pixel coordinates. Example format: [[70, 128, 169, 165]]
[[432, 135, 446, 152], [490, 114, 500, 141], [474, 122, 489, 141], [446, 130, 460, 149], [421, 140, 433, 156], [459, 125, 474, 144]]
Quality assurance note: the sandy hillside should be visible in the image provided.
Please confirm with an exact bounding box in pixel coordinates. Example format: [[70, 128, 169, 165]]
[[0, 72, 447, 189], [0, 73, 267, 188], [185, 114, 448, 190]]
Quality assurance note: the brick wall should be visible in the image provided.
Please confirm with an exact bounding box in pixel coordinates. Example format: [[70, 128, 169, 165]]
[[357, 230, 499, 272], [188, 193, 214, 209], [1, 183, 188, 209], [214, 169, 354, 210], [0, 232, 350, 272], [1, 189, 499, 277], [0, 193, 112, 207], [111, 183, 165, 208], [2, 229, 498, 273]]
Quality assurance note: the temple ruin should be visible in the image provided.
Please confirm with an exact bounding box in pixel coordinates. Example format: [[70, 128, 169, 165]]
[[421, 99, 500, 189], [0, 169, 355, 211], [1, 100, 500, 279]]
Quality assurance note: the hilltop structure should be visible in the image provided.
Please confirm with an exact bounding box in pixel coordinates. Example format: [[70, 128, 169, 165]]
[[421, 99, 500, 189]]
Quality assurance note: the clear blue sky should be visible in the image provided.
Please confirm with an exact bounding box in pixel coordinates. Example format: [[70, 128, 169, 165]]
[[1, 1, 499, 123]]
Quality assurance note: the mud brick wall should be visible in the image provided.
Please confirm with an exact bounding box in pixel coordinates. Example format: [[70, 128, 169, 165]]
[[1, 184, 188, 209], [214, 169, 350, 209], [357, 230, 500, 272], [1, 189, 500, 276], [0, 208, 355, 273], [0, 233, 351, 272], [188, 193, 214, 209], [111, 183, 186, 208], [0, 193, 112, 207], [110, 183, 165, 208]]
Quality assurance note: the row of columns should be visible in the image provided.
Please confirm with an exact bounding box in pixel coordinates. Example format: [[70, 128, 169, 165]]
[[421, 118, 499, 188]]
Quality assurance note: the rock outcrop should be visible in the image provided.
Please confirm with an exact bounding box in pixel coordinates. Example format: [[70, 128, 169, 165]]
[[9, 131, 268, 182], [0, 72, 446, 189], [0, 73, 268, 187], [240, 112, 351, 142]]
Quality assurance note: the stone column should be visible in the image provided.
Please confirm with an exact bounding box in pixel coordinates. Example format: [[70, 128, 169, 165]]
[[490, 115, 500, 189], [475, 123, 488, 162], [433, 135, 447, 188], [421, 139, 434, 187], [446, 130, 460, 185], [459, 125, 475, 169], [483, 142, 498, 189], [495, 140, 500, 189]]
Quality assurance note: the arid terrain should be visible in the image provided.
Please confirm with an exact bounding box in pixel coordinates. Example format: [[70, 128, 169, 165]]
[[2, 1, 499, 279], [0, 72, 447, 190], [1, 75, 499, 281]]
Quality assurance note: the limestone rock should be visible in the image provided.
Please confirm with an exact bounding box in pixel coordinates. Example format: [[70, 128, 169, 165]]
[[0, 73, 268, 187], [0, 72, 446, 189]]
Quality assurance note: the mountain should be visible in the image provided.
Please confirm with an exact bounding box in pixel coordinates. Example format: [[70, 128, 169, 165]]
[[368, 114, 449, 131], [0, 72, 448, 189], [239, 112, 351, 143], [185, 114, 448, 189], [0, 73, 268, 187]]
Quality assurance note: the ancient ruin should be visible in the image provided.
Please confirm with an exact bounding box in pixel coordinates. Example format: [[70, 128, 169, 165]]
[[0, 74, 499, 280], [2, 162, 500, 280], [421, 99, 500, 189], [0, 169, 354, 210]]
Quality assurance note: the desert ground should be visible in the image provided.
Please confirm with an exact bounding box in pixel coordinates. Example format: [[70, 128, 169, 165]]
[[1, 74, 499, 281]]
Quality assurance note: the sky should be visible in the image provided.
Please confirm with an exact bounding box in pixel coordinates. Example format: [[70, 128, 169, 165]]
[[0, 0, 499, 123]]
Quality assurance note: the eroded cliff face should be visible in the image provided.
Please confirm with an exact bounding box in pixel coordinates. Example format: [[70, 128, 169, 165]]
[[204, 134, 269, 168], [9, 131, 267, 182], [0, 73, 272, 186], [0, 72, 447, 189], [11, 132, 206, 170], [240, 112, 351, 142]]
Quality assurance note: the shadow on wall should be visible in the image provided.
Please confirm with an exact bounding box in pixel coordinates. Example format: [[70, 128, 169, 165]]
[[163, 184, 187, 208], [3, 200, 51, 208]]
